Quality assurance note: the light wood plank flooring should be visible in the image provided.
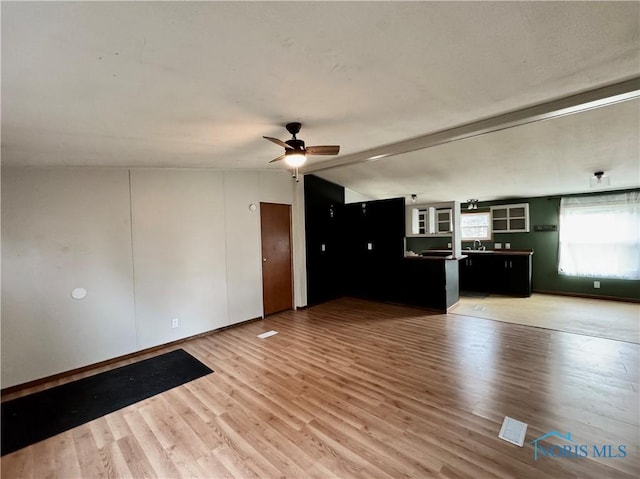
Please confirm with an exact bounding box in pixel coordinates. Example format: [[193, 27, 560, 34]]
[[2, 297, 638, 478]]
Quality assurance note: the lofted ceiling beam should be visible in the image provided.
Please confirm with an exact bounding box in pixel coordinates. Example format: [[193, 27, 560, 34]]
[[302, 76, 640, 174]]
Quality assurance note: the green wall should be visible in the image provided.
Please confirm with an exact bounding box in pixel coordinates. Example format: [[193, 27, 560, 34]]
[[406, 190, 640, 301]]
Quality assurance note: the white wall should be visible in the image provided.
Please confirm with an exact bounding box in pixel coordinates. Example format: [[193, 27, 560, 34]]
[[292, 176, 308, 308], [1, 167, 302, 388], [130, 169, 229, 349], [345, 187, 373, 204], [259, 170, 295, 204], [223, 171, 263, 325], [1, 168, 137, 387], [257, 171, 307, 308]]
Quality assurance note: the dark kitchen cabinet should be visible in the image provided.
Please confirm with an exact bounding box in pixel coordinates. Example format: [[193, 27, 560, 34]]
[[459, 252, 532, 297], [459, 255, 485, 292], [342, 198, 405, 301], [400, 258, 459, 311], [304, 175, 405, 305], [304, 175, 345, 305], [490, 255, 532, 296]]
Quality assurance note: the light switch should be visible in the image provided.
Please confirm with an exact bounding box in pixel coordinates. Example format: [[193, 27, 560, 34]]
[[321, 244, 326, 252], [367, 242, 373, 250]]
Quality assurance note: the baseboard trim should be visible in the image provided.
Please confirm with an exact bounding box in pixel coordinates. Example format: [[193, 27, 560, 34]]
[[447, 300, 461, 312], [1, 316, 263, 397], [534, 289, 640, 303]]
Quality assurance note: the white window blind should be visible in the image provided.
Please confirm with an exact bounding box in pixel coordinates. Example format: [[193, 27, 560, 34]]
[[558, 191, 640, 280]]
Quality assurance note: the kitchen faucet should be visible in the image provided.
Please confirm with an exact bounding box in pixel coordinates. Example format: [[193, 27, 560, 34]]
[[473, 239, 485, 250]]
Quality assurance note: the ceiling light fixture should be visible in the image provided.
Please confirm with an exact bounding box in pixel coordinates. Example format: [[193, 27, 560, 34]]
[[410, 194, 417, 204], [467, 199, 479, 210], [284, 150, 306, 168], [590, 171, 610, 188]]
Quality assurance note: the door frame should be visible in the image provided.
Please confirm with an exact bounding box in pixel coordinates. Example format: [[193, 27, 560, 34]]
[[260, 202, 294, 316]]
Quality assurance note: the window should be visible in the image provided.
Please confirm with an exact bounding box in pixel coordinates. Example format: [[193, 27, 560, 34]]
[[461, 212, 492, 241], [558, 191, 640, 280]]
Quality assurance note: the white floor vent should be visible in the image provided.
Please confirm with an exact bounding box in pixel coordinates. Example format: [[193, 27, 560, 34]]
[[498, 416, 528, 447], [257, 330, 278, 339]]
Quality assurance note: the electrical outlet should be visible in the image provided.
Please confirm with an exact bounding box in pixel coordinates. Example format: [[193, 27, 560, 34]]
[[505, 243, 511, 249], [171, 318, 179, 328], [367, 242, 373, 250], [594, 281, 601, 289]]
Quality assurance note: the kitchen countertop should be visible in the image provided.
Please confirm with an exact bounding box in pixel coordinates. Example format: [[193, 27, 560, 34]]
[[420, 249, 534, 256], [405, 254, 456, 260]]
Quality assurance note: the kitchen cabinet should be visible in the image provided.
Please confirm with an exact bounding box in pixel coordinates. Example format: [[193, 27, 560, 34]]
[[491, 203, 530, 233], [435, 208, 452, 234], [304, 178, 404, 305], [400, 257, 459, 312], [490, 255, 532, 296], [406, 203, 455, 237], [416, 208, 428, 234], [343, 198, 405, 301], [305, 174, 454, 308], [458, 251, 532, 297], [304, 175, 345, 305], [459, 255, 485, 292]]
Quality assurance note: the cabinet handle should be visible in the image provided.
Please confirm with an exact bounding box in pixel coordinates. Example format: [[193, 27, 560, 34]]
[[510, 260, 513, 268], [504, 260, 507, 269]]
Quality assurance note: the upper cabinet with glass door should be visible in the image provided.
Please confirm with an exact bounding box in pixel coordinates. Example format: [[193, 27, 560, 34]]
[[406, 204, 452, 237], [435, 208, 452, 234], [416, 207, 428, 235], [490, 203, 530, 232]]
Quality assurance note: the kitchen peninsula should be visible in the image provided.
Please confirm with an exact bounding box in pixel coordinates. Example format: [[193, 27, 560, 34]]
[[422, 248, 534, 297]]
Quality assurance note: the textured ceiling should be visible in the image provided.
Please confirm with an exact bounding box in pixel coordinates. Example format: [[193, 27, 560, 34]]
[[2, 1, 639, 200], [317, 99, 640, 202]]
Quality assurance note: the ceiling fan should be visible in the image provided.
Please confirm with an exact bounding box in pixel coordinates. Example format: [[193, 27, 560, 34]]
[[263, 122, 340, 170]]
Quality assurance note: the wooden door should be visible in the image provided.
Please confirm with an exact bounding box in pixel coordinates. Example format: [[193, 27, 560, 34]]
[[260, 202, 293, 316]]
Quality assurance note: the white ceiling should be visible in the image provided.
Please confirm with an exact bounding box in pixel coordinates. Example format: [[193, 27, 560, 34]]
[[2, 1, 639, 201]]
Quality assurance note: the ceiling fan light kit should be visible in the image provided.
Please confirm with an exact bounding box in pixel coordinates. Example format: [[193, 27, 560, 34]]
[[263, 122, 340, 172], [284, 150, 307, 167]]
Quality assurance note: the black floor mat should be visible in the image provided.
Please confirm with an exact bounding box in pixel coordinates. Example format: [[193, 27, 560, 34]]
[[1, 348, 213, 456]]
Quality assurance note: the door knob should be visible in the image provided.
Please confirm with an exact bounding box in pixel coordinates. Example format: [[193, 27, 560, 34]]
[[263, 258, 267, 262]]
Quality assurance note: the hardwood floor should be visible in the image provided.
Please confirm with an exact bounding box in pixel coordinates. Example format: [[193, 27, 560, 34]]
[[2, 297, 638, 478]]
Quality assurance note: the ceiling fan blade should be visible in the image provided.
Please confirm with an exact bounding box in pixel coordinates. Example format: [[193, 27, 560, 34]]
[[306, 145, 340, 155], [263, 136, 293, 149], [269, 154, 286, 164]]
